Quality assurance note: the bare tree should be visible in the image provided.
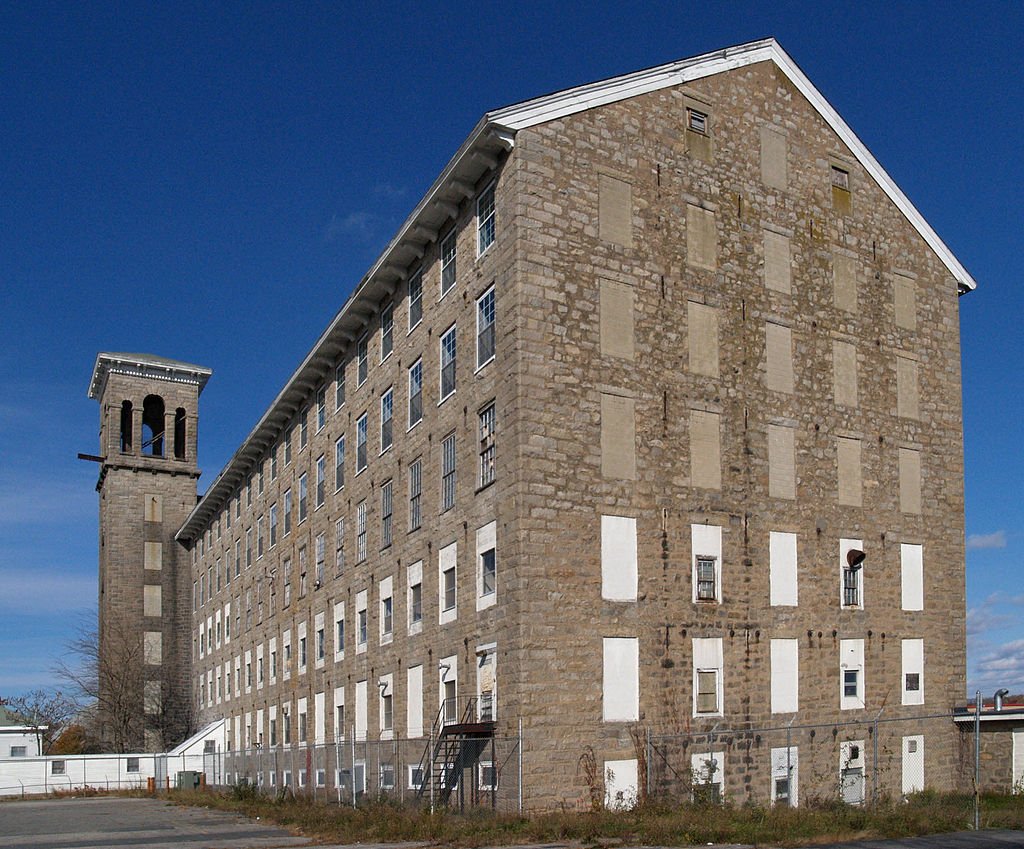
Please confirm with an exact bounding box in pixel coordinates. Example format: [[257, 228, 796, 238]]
[[1, 689, 77, 755], [55, 616, 146, 753]]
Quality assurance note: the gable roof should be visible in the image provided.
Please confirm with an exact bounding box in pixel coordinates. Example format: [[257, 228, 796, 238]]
[[176, 38, 973, 541], [486, 37, 975, 293]]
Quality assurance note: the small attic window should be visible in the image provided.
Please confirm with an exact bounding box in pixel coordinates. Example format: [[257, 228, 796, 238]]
[[687, 108, 708, 135], [831, 165, 850, 191]]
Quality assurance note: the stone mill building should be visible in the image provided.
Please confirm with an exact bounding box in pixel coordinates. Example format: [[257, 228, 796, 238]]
[[87, 39, 974, 807]]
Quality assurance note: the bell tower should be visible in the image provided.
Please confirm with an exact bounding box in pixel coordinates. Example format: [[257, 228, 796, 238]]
[[88, 353, 212, 751]]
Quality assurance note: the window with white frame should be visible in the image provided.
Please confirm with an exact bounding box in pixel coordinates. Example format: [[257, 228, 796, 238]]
[[693, 637, 723, 716], [335, 363, 345, 410], [356, 590, 368, 651], [477, 183, 496, 255], [283, 489, 292, 535], [478, 402, 495, 488], [408, 560, 423, 633], [380, 675, 394, 738], [380, 479, 393, 549], [316, 385, 326, 432], [901, 638, 924, 705], [380, 303, 394, 361], [408, 359, 423, 428], [441, 432, 456, 511], [439, 542, 457, 624], [356, 413, 367, 472], [357, 333, 368, 386], [334, 604, 345, 660], [440, 325, 456, 401], [269, 504, 278, 547], [283, 558, 292, 607], [476, 520, 496, 609], [270, 447, 277, 482], [408, 457, 422, 531], [408, 272, 423, 330], [476, 287, 495, 367], [315, 454, 325, 508], [334, 517, 345, 575], [283, 430, 292, 465], [300, 408, 308, 448], [380, 389, 393, 453], [440, 231, 456, 296], [356, 500, 367, 563], [380, 576, 393, 643], [298, 546, 308, 597], [695, 556, 716, 601], [298, 473, 308, 522], [334, 436, 345, 491], [315, 532, 325, 586]]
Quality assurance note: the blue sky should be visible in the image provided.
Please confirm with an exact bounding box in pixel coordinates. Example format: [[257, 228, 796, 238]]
[[1, 2, 1021, 701]]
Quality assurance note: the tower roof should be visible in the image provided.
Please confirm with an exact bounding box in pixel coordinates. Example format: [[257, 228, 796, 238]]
[[88, 352, 212, 400]]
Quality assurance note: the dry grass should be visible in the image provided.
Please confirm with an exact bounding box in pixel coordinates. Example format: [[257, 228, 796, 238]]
[[167, 788, 1024, 847]]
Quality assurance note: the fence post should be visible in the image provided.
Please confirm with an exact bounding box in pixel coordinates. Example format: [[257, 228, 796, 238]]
[[646, 728, 652, 802], [872, 715, 879, 806], [518, 717, 523, 814], [351, 726, 356, 808], [975, 689, 981, 830]]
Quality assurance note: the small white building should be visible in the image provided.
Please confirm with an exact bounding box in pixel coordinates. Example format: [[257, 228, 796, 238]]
[[0, 707, 45, 758]]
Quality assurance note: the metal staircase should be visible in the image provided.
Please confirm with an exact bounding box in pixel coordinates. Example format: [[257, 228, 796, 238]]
[[415, 696, 495, 808]]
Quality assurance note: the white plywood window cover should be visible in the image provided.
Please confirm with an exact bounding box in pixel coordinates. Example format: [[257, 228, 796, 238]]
[[839, 538, 864, 609], [840, 638, 865, 710], [901, 543, 924, 611], [902, 735, 925, 794], [771, 746, 799, 806], [770, 639, 799, 714], [769, 531, 798, 607], [407, 665, 424, 738], [602, 637, 639, 722], [355, 680, 368, 741], [601, 515, 638, 601], [314, 691, 325, 744], [692, 637, 723, 716], [476, 521, 497, 611], [901, 639, 924, 706]]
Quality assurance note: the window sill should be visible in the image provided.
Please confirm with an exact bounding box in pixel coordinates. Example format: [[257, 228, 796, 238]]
[[407, 419, 422, 434], [474, 356, 495, 376], [438, 391, 455, 407], [475, 480, 495, 495]]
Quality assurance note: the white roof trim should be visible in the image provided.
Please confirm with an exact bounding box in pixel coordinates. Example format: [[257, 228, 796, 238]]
[[487, 38, 975, 292]]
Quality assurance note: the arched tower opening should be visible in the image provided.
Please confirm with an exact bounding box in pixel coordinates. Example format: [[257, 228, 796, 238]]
[[119, 400, 133, 453], [142, 395, 165, 457]]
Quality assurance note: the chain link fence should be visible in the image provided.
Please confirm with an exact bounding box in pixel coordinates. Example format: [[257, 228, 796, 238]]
[[645, 711, 968, 808], [211, 732, 522, 812]]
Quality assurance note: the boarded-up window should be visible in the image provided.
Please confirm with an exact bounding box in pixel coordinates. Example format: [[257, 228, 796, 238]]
[[768, 424, 796, 500], [144, 681, 162, 715], [600, 279, 635, 360], [688, 302, 719, 377], [145, 494, 163, 523], [144, 584, 162, 617], [833, 341, 858, 407], [601, 515, 638, 602], [894, 275, 917, 330], [760, 126, 788, 190], [763, 230, 792, 294], [896, 356, 919, 419], [899, 448, 922, 514], [836, 437, 862, 506], [901, 639, 925, 706], [601, 393, 636, 480], [687, 205, 717, 271], [901, 543, 924, 611], [765, 323, 794, 394], [769, 531, 798, 607], [602, 637, 639, 722], [144, 541, 162, 571], [690, 410, 721, 490], [770, 639, 799, 713], [833, 254, 857, 312], [599, 174, 633, 247]]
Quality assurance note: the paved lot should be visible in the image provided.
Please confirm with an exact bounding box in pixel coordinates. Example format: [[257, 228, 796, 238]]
[[1, 797, 1023, 849], [0, 797, 311, 849]]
